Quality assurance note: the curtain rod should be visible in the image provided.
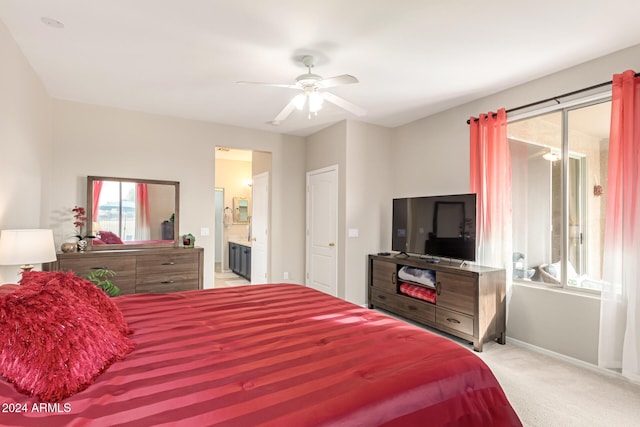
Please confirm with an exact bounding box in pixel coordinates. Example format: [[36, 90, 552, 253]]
[[465, 72, 640, 124]]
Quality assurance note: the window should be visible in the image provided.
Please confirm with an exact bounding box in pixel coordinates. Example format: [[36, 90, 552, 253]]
[[96, 180, 138, 240], [508, 99, 611, 292]]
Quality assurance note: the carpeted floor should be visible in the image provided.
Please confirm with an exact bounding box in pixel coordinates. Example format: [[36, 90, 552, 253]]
[[474, 341, 640, 427]]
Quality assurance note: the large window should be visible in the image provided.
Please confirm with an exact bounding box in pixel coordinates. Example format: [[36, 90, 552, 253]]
[[508, 99, 611, 292]]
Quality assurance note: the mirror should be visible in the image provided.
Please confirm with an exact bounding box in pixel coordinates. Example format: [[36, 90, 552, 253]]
[[233, 197, 250, 224], [86, 176, 180, 250]]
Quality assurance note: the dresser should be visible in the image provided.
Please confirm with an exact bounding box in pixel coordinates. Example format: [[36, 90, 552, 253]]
[[44, 247, 204, 295], [368, 254, 506, 352]]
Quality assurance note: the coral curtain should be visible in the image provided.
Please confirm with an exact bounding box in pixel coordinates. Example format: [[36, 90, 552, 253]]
[[92, 180, 103, 218], [135, 183, 151, 241], [92, 181, 103, 236], [469, 108, 513, 305], [598, 70, 640, 382]]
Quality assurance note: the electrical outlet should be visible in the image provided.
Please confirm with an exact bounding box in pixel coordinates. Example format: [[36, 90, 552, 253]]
[[283, 272, 289, 280]]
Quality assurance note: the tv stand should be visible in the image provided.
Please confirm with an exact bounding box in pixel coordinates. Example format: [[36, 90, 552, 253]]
[[422, 257, 440, 263], [368, 254, 506, 352]]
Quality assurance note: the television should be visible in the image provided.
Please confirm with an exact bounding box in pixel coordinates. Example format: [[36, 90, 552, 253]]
[[392, 193, 477, 261]]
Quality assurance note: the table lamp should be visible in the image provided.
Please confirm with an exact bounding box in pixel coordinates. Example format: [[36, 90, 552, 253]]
[[0, 229, 57, 271]]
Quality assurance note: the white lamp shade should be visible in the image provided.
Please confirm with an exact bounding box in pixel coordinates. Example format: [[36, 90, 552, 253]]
[[0, 229, 57, 267]]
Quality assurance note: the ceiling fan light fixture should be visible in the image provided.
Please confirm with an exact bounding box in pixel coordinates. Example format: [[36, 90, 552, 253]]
[[308, 91, 324, 113], [292, 93, 306, 110], [543, 150, 560, 162]]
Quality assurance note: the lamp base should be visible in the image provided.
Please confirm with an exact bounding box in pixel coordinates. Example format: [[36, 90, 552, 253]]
[[20, 264, 34, 272]]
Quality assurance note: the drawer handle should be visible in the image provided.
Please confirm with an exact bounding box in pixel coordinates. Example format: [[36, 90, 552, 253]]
[[161, 280, 175, 284], [377, 294, 386, 300], [446, 317, 461, 324], [407, 305, 418, 311], [436, 281, 442, 295], [91, 266, 109, 270], [161, 262, 175, 266], [391, 272, 397, 285]]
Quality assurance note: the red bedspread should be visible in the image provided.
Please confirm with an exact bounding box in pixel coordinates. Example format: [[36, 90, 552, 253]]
[[0, 284, 521, 426]]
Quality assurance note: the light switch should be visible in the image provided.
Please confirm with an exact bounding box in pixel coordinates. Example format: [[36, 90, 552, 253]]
[[200, 227, 210, 236], [348, 228, 359, 238]]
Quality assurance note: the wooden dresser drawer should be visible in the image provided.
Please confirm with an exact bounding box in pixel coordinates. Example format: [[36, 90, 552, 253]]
[[371, 260, 397, 293], [436, 307, 473, 336], [136, 252, 198, 274], [135, 251, 200, 292], [135, 280, 198, 293], [58, 255, 136, 295], [58, 255, 136, 277], [371, 289, 435, 324]]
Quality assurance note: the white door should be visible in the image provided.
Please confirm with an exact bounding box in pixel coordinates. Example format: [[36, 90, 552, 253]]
[[251, 172, 269, 284], [306, 166, 338, 296]]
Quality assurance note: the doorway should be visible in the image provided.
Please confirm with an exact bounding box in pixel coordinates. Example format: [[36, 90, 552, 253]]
[[214, 147, 271, 288]]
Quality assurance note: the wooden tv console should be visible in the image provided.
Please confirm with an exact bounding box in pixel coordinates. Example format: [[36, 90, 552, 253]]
[[368, 254, 506, 352]]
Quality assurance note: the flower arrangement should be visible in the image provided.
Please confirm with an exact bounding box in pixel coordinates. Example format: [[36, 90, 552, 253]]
[[72, 206, 95, 240]]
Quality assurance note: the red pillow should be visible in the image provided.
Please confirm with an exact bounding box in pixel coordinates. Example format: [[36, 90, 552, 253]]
[[98, 231, 123, 244], [20, 271, 132, 336], [0, 278, 134, 402], [0, 284, 19, 295], [92, 238, 105, 245]]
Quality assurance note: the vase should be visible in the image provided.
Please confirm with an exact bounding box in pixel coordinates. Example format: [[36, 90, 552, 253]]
[[77, 239, 88, 252], [61, 242, 77, 253]]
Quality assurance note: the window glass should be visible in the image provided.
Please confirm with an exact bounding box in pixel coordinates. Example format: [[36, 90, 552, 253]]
[[509, 111, 561, 286], [507, 100, 610, 292]]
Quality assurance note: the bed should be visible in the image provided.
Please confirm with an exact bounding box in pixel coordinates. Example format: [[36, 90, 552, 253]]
[[1, 276, 521, 426]]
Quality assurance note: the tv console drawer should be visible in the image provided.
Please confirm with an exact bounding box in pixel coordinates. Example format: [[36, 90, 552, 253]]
[[371, 289, 435, 324], [436, 307, 473, 336]]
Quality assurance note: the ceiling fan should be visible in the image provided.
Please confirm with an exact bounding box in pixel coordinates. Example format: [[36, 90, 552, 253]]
[[238, 55, 365, 125]]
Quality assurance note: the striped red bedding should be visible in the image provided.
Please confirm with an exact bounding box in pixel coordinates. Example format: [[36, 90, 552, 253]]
[[0, 284, 521, 426]]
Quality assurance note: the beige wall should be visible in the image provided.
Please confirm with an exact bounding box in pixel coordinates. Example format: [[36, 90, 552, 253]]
[[345, 121, 392, 304], [0, 20, 53, 283]]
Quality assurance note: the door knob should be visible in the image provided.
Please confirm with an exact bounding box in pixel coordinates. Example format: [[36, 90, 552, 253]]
[[328, 243, 335, 247]]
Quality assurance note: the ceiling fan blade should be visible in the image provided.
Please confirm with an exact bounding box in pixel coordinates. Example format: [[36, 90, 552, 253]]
[[271, 99, 298, 125], [316, 74, 359, 88], [323, 92, 366, 116], [237, 81, 299, 89]]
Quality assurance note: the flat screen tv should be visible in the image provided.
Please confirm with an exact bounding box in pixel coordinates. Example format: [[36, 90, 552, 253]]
[[392, 193, 477, 261]]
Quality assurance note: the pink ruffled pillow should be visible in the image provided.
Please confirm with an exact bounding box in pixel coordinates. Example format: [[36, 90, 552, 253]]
[[20, 271, 132, 336], [0, 273, 134, 402], [98, 231, 123, 244]]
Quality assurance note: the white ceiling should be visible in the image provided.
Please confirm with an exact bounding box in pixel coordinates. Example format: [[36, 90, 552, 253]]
[[2, 1, 640, 137]]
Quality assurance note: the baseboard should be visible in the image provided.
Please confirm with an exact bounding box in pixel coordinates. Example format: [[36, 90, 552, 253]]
[[507, 337, 631, 383]]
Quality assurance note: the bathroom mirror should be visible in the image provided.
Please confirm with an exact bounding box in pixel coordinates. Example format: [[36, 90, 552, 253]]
[[87, 176, 180, 250], [233, 197, 250, 224]]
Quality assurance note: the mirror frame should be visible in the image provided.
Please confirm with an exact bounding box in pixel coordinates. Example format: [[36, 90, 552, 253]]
[[232, 196, 251, 224], [86, 176, 180, 250]]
